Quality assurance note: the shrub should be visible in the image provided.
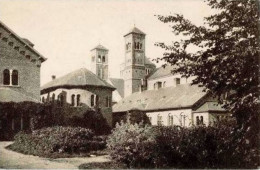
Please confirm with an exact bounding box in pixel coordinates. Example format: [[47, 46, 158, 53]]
[[106, 121, 157, 168], [9, 126, 107, 157], [107, 120, 260, 168]]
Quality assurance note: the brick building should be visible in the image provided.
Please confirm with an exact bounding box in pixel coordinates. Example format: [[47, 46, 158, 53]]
[[0, 21, 46, 102]]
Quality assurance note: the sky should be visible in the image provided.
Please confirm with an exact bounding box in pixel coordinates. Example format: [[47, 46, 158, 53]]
[[0, 0, 213, 85]]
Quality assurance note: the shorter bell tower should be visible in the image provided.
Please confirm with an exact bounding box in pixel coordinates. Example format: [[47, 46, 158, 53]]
[[90, 45, 109, 80]]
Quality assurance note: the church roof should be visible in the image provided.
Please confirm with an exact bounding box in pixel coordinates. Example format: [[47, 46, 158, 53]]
[[113, 84, 207, 113], [124, 27, 145, 37], [0, 87, 39, 102], [91, 44, 108, 51], [145, 57, 156, 66], [108, 78, 124, 98], [0, 20, 46, 62], [148, 65, 177, 80], [41, 68, 115, 94]]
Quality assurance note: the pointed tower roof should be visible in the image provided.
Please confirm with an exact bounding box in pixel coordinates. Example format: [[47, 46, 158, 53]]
[[124, 27, 146, 37], [91, 44, 108, 51]]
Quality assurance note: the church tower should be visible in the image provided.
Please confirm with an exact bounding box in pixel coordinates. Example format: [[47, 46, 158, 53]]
[[90, 45, 109, 80], [121, 27, 146, 97]]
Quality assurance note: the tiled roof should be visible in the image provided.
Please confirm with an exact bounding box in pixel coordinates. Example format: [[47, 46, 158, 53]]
[[41, 68, 115, 93], [91, 44, 108, 51], [124, 27, 145, 37], [194, 101, 226, 113], [108, 78, 124, 98], [0, 20, 46, 62], [0, 87, 39, 102], [113, 84, 207, 113], [148, 65, 177, 80]]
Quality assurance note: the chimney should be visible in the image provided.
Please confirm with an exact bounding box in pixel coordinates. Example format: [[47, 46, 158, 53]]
[[52, 75, 56, 80]]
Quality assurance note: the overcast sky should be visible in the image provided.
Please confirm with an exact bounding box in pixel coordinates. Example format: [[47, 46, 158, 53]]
[[0, 0, 213, 85]]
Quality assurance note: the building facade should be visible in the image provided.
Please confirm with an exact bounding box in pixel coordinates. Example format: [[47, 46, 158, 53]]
[[40, 68, 115, 126], [0, 21, 46, 102]]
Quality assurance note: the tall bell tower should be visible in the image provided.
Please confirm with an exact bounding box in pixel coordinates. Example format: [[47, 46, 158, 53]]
[[121, 27, 146, 97], [90, 45, 109, 80]]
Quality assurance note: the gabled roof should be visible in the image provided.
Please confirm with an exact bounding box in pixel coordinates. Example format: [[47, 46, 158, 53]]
[[41, 68, 115, 93], [124, 27, 145, 37], [0, 20, 46, 62], [193, 101, 227, 113], [0, 88, 39, 102], [91, 44, 108, 51], [148, 65, 177, 80], [108, 78, 124, 98], [113, 84, 207, 113]]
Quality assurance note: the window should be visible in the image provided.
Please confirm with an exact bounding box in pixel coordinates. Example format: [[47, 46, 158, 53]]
[[91, 95, 95, 107], [76, 94, 80, 106], [71, 94, 75, 106], [98, 55, 101, 62], [12, 70, 18, 85], [157, 115, 163, 126], [42, 96, 45, 103], [200, 116, 204, 125], [102, 56, 105, 63], [175, 78, 180, 85], [196, 116, 199, 125], [3, 69, 10, 85], [168, 115, 174, 126], [106, 96, 111, 107], [148, 116, 152, 123], [52, 93, 55, 101]]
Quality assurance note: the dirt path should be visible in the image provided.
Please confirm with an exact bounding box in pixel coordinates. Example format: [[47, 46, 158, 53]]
[[0, 142, 111, 169]]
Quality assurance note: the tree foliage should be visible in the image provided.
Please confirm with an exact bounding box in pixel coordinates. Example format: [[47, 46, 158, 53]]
[[155, 0, 259, 124]]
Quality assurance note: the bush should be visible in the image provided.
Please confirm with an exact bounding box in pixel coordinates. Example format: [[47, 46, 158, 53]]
[[9, 126, 107, 157], [106, 121, 157, 168], [107, 120, 260, 168]]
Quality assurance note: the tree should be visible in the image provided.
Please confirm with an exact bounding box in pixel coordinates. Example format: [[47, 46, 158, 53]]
[[155, 0, 259, 128]]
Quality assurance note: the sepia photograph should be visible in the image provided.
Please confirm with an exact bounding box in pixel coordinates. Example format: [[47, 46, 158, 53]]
[[0, 0, 259, 169]]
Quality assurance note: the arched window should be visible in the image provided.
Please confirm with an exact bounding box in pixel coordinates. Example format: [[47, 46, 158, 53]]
[[102, 56, 105, 63], [71, 94, 75, 106], [42, 96, 45, 103], [196, 116, 199, 125], [200, 116, 204, 125], [98, 55, 101, 62], [52, 93, 55, 101], [3, 69, 10, 85], [91, 95, 95, 107], [140, 43, 142, 49], [77, 94, 80, 106], [12, 70, 18, 85]]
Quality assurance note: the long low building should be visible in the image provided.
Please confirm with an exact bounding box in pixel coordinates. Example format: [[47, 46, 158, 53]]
[[112, 84, 228, 127]]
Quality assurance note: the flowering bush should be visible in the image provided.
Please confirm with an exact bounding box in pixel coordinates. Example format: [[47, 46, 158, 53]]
[[9, 126, 107, 157], [107, 120, 259, 168]]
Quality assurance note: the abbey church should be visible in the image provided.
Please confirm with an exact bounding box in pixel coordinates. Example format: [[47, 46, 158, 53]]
[[40, 26, 229, 127]]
